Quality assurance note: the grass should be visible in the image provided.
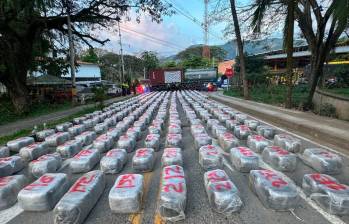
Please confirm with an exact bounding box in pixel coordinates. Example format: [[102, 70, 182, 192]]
[[324, 87, 349, 98], [224, 84, 309, 108], [0, 97, 74, 126]]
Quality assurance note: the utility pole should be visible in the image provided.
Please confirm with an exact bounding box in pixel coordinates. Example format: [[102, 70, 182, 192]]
[[202, 0, 210, 59], [117, 21, 125, 83], [66, 0, 77, 103]]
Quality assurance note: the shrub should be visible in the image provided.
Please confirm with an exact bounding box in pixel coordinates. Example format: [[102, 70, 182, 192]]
[[318, 103, 337, 118]]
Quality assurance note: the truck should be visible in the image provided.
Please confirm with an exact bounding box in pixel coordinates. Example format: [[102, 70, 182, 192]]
[[148, 67, 217, 91]]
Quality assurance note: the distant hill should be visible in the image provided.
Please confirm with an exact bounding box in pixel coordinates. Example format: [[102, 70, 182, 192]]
[[161, 38, 307, 62]]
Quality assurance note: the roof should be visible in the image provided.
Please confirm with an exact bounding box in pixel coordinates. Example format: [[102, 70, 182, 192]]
[[27, 74, 71, 85]]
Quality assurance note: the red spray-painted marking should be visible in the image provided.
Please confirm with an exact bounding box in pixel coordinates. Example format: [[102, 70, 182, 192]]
[[163, 182, 184, 193], [252, 135, 266, 141], [115, 174, 136, 188], [74, 149, 93, 159], [318, 151, 334, 159], [24, 175, 54, 190], [310, 174, 347, 191], [258, 170, 288, 188], [238, 147, 254, 157], [0, 176, 14, 187], [70, 174, 96, 192], [207, 170, 228, 183], [270, 146, 289, 155]]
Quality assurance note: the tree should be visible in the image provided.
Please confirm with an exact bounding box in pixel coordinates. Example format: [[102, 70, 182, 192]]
[[0, 0, 171, 113], [249, 0, 349, 108], [141, 51, 159, 74], [81, 48, 99, 64], [180, 55, 210, 69], [176, 46, 227, 61], [162, 60, 177, 68], [229, 0, 249, 99]]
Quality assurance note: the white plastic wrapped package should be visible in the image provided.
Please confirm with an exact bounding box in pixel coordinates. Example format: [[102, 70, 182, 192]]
[[235, 113, 247, 124], [117, 135, 136, 153], [158, 165, 187, 222], [207, 119, 220, 131], [152, 119, 165, 129], [93, 134, 114, 153], [109, 174, 144, 213], [301, 148, 343, 174], [168, 123, 182, 134], [218, 113, 230, 123], [193, 133, 212, 150], [36, 129, 55, 142], [75, 131, 97, 146], [274, 134, 301, 153], [68, 125, 85, 137], [116, 121, 128, 133], [218, 132, 239, 152], [70, 149, 100, 173], [126, 127, 142, 141], [189, 119, 201, 126], [148, 125, 161, 135], [29, 153, 62, 178], [262, 146, 297, 172], [133, 120, 146, 131], [249, 169, 300, 210], [19, 142, 49, 162], [45, 132, 70, 147], [212, 125, 227, 139], [244, 119, 259, 130], [132, 148, 155, 173], [166, 134, 182, 148], [190, 124, 206, 136], [302, 173, 349, 215], [234, 125, 251, 140], [0, 156, 24, 177], [100, 149, 127, 174], [0, 175, 28, 210], [247, 135, 270, 153], [199, 145, 223, 171], [230, 147, 259, 172], [204, 169, 243, 214], [55, 122, 73, 132], [106, 128, 122, 141], [56, 139, 83, 158], [18, 173, 70, 211], [145, 134, 160, 151], [94, 123, 108, 135], [53, 170, 106, 224], [73, 117, 86, 125], [82, 119, 93, 129], [256, 125, 276, 139], [7, 136, 35, 152], [162, 148, 183, 167], [0, 146, 9, 158], [225, 119, 239, 131]]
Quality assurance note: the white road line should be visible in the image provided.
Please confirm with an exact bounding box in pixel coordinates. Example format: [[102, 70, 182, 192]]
[[0, 203, 23, 224]]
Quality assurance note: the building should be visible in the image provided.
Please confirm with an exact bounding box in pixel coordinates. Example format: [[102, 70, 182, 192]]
[[62, 61, 101, 85]]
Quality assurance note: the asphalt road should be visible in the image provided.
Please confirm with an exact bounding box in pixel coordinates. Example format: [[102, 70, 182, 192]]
[[3, 91, 349, 224]]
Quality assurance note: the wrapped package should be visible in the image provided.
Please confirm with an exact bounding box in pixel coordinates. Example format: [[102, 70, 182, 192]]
[[193, 133, 212, 150], [302, 173, 349, 215], [204, 169, 243, 214], [218, 132, 239, 152], [230, 147, 259, 172], [168, 123, 182, 134], [234, 125, 251, 140], [225, 119, 239, 131], [109, 174, 144, 213], [158, 165, 186, 222], [247, 135, 270, 153], [0, 175, 28, 210], [207, 119, 220, 131], [161, 148, 183, 167], [94, 123, 108, 135], [199, 145, 223, 170], [126, 127, 142, 141], [256, 125, 276, 139], [70, 149, 100, 173], [19, 142, 48, 162], [244, 119, 259, 130], [36, 129, 55, 142], [68, 125, 85, 137], [100, 149, 127, 174], [45, 132, 70, 147], [18, 173, 70, 211], [106, 128, 122, 141], [249, 169, 300, 210], [7, 136, 35, 152], [190, 124, 206, 136], [55, 122, 73, 132], [53, 171, 106, 224], [0, 146, 9, 158], [274, 134, 301, 153], [132, 148, 155, 173], [262, 146, 297, 172], [116, 121, 128, 133], [145, 134, 161, 151], [166, 134, 182, 148], [56, 139, 83, 158], [148, 125, 161, 135], [218, 113, 230, 123], [73, 117, 86, 125], [82, 119, 93, 129], [235, 113, 247, 124], [301, 148, 342, 174], [29, 153, 62, 178], [93, 134, 114, 153], [211, 125, 227, 139], [0, 156, 24, 177], [117, 135, 136, 153], [75, 131, 97, 146]]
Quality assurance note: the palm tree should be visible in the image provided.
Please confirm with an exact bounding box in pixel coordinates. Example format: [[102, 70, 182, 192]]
[[251, 0, 295, 108], [229, 0, 249, 99]]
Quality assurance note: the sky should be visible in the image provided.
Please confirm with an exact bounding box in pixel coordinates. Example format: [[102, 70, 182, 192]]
[[98, 0, 246, 57]]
